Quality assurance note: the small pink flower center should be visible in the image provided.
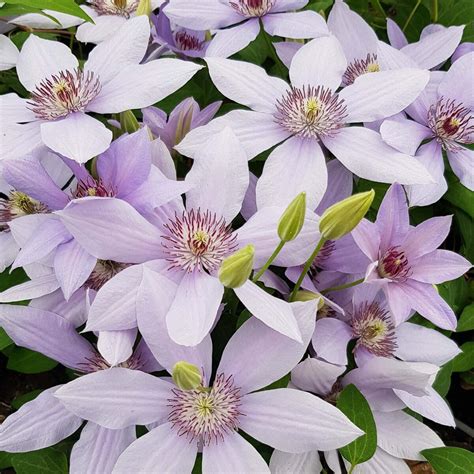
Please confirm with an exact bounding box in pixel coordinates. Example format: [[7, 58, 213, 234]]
[[343, 53, 380, 86], [0, 191, 48, 232], [72, 177, 117, 199], [351, 301, 397, 357], [162, 209, 237, 273], [274, 85, 347, 139], [28, 69, 101, 121], [85, 259, 130, 291], [378, 246, 411, 281], [229, 0, 275, 17], [168, 373, 243, 445], [174, 30, 205, 51], [428, 97, 474, 151], [91, 0, 139, 17], [78, 349, 145, 373]]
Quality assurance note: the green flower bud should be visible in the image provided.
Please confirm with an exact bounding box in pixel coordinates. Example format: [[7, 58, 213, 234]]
[[319, 190, 375, 240], [119, 110, 140, 134], [278, 192, 306, 242], [293, 290, 324, 309], [136, 0, 152, 16], [172, 361, 202, 391], [218, 245, 255, 288]]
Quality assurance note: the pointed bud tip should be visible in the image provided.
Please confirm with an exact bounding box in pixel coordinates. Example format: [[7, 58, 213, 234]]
[[278, 192, 307, 242], [218, 244, 255, 288]]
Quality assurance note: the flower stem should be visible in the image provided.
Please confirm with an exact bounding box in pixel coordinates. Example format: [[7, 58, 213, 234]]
[[373, 0, 386, 19], [252, 240, 285, 283], [431, 0, 438, 22], [321, 277, 365, 294], [403, 0, 422, 31], [259, 19, 287, 77], [289, 237, 327, 302]]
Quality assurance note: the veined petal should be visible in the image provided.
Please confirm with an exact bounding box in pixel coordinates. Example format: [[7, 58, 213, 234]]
[[263, 11, 328, 39]]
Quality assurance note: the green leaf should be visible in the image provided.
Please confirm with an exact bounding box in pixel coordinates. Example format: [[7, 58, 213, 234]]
[[0, 328, 13, 350], [421, 446, 474, 474], [0, 452, 12, 470], [3, 0, 93, 22], [7, 347, 58, 374], [336, 384, 377, 467], [452, 342, 474, 372], [438, 277, 470, 315], [457, 304, 474, 332], [0, 3, 60, 23], [432, 361, 453, 397], [444, 172, 474, 218], [11, 448, 68, 474]]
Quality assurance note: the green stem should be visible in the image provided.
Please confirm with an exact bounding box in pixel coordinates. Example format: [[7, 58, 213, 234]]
[[289, 237, 327, 302], [431, 0, 438, 22], [373, 0, 386, 19], [348, 465, 355, 474], [252, 240, 286, 283], [321, 277, 365, 294], [403, 0, 422, 31], [259, 19, 287, 77]]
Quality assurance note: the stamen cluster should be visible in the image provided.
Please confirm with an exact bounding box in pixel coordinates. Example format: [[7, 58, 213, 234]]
[[351, 301, 397, 357], [342, 53, 380, 86], [274, 85, 347, 139], [378, 246, 411, 281], [84, 260, 130, 291], [162, 209, 237, 273], [72, 177, 117, 199], [28, 69, 101, 121], [168, 373, 243, 445], [174, 31, 205, 52], [0, 191, 48, 232], [78, 350, 145, 373], [229, 0, 275, 17], [91, 0, 139, 17], [428, 97, 474, 151]]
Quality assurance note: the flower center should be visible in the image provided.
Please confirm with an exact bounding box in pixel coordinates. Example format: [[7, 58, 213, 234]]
[[378, 246, 411, 281], [427, 97, 474, 151], [91, 0, 139, 17], [274, 85, 347, 139], [351, 301, 397, 357], [174, 30, 205, 51], [229, 0, 275, 17], [168, 373, 243, 445], [78, 349, 144, 373], [162, 209, 237, 273], [0, 191, 48, 232], [343, 53, 380, 86], [85, 259, 130, 291], [72, 177, 117, 199], [311, 240, 336, 273], [28, 68, 101, 121]]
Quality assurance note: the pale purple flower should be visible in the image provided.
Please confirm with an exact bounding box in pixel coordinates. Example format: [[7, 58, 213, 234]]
[[452, 42, 474, 62], [0, 34, 18, 71], [380, 54, 474, 203], [76, 0, 164, 44], [176, 35, 431, 209], [54, 299, 362, 473], [0, 16, 202, 163], [143, 97, 222, 151], [0, 304, 160, 470], [386, 18, 464, 69], [352, 183, 472, 330], [164, 0, 328, 58], [151, 8, 211, 58], [272, 357, 445, 473], [1, 129, 187, 301], [56, 128, 321, 345]]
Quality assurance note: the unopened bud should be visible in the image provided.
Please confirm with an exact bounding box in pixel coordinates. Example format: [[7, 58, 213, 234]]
[[136, 0, 152, 16], [278, 192, 306, 242], [119, 110, 140, 134], [293, 290, 324, 309], [319, 190, 375, 240], [172, 361, 202, 391], [218, 245, 254, 288]]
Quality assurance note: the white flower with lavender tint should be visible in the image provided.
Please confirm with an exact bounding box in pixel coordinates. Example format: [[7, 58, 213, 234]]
[[0, 15, 202, 163]]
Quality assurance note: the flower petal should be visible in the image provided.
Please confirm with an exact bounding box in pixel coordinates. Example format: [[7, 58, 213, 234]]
[[0, 93, 36, 123], [240, 388, 363, 452], [97, 329, 137, 367], [438, 52, 473, 108], [263, 11, 328, 39], [270, 449, 322, 474], [447, 147, 474, 191], [312, 318, 352, 366], [380, 117, 432, 155], [0, 34, 19, 71], [386, 18, 408, 49], [76, 13, 127, 44]]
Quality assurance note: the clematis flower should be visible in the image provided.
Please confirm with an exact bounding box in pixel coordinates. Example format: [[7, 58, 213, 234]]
[[452, 41, 474, 62], [0, 304, 161, 471], [176, 35, 432, 209], [53, 298, 363, 473], [0, 34, 19, 71], [56, 128, 321, 345], [142, 97, 222, 152], [150, 7, 211, 58], [164, 0, 328, 58], [1, 128, 188, 301], [352, 183, 472, 330], [76, 0, 164, 44], [380, 53, 474, 202], [270, 356, 445, 473], [0, 15, 202, 163], [386, 18, 464, 69]]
